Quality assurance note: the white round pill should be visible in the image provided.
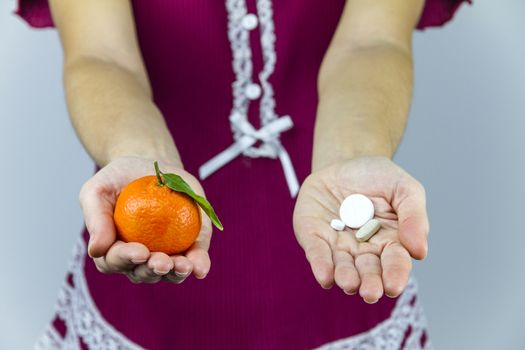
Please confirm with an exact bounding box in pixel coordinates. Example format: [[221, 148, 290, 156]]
[[330, 219, 346, 231], [339, 194, 375, 229]]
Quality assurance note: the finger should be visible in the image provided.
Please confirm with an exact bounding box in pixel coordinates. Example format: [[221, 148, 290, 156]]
[[79, 181, 118, 258], [127, 267, 161, 284], [393, 180, 430, 260], [126, 271, 143, 284], [164, 255, 193, 284], [301, 234, 335, 289], [333, 250, 360, 295], [355, 253, 383, 304], [381, 242, 412, 298], [131, 252, 174, 283], [95, 241, 149, 273], [185, 211, 212, 279]]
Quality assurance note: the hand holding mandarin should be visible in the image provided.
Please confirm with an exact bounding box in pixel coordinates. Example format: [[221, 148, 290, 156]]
[[80, 156, 221, 284]]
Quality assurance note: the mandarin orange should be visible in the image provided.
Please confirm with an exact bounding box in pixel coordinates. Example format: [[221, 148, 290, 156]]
[[114, 175, 201, 255]]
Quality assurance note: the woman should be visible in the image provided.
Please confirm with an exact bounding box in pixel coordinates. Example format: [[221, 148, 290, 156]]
[[16, 0, 469, 349]]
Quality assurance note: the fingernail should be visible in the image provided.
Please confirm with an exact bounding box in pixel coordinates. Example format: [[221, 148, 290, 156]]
[[174, 270, 190, 278], [87, 236, 94, 257], [131, 258, 148, 264], [196, 272, 208, 280], [153, 268, 170, 275]]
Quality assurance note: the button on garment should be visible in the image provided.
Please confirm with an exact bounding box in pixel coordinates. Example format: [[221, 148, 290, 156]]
[[241, 13, 258, 30], [245, 83, 262, 100]]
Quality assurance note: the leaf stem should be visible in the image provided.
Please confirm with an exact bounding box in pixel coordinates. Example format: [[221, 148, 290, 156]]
[[154, 161, 164, 186]]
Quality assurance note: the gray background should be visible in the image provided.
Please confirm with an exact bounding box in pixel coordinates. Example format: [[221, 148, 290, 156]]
[[1, 0, 524, 349]]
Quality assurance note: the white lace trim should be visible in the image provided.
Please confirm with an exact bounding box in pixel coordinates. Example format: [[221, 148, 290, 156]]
[[227, 0, 279, 156], [34, 236, 142, 350], [315, 276, 433, 350], [35, 236, 431, 350], [198, 0, 300, 198], [34, 324, 63, 350]]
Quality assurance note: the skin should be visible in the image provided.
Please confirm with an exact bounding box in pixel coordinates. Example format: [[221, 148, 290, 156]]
[[295, 0, 429, 303], [49, 0, 429, 301]]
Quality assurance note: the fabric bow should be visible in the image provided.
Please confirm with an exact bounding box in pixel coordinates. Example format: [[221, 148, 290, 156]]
[[198, 113, 299, 198]]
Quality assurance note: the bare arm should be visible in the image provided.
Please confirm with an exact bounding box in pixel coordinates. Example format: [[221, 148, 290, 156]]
[[293, 1, 429, 302], [49, 1, 211, 284], [313, 0, 425, 171], [49, 0, 182, 168]]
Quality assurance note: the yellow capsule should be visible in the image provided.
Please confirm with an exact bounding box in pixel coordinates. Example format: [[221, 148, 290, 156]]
[[355, 219, 381, 242]]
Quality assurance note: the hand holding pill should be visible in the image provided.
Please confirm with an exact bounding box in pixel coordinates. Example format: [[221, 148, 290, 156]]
[[292, 156, 429, 304]]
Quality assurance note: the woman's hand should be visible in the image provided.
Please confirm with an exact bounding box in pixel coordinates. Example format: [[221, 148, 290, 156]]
[[293, 156, 429, 303], [79, 156, 213, 284]]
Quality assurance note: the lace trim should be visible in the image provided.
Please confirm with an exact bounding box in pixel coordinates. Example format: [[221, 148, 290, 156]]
[[34, 236, 142, 350], [315, 277, 433, 350], [34, 235, 431, 350], [256, 0, 278, 127], [34, 324, 63, 350], [197, 0, 300, 197], [226, 0, 281, 158], [226, 0, 252, 148]]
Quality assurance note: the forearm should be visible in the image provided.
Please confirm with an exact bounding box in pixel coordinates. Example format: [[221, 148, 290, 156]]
[[63, 57, 182, 168], [312, 43, 413, 171]]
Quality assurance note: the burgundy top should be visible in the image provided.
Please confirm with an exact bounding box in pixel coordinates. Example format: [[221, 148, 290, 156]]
[[17, 1, 469, 349], [15, 0, 472, 29]]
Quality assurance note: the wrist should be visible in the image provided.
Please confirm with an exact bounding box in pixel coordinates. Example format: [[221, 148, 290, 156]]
[[104, 143, 183, 169], [312, 150, 392, 173], [311, 125, 394, 172], [312, 94, 402, 171]]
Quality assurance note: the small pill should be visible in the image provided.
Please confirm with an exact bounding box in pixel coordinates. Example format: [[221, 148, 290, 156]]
[[355, 219, 381, 242], [330, 219, 346, 231], [339, 194, 375, 229]]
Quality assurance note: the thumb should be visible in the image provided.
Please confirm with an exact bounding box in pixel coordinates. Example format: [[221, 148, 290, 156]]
[[393, 180, 430, 260], [79, 182, 117, 258]]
